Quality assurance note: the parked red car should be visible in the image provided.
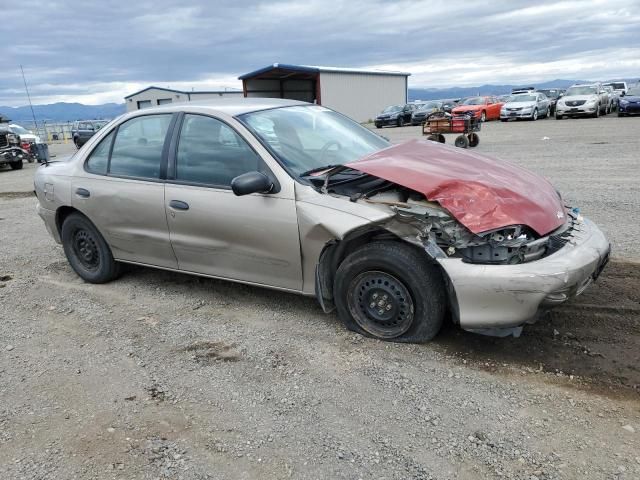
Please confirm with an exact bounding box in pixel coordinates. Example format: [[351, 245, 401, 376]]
[[452, 96, 504, 122]]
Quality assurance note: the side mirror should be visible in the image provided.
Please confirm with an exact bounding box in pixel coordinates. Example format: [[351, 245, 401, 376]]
[[231, 171, 273, 196]]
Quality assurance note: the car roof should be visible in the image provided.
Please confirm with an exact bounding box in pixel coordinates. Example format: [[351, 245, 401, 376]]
[[130, 98, 308, 118]]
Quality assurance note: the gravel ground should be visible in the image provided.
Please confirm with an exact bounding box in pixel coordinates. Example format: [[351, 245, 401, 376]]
[[1, 117, 639, 479]]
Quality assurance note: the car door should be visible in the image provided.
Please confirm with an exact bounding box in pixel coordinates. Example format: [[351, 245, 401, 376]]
[[164, 113, 302, 290], [72, 113, 178, 268]]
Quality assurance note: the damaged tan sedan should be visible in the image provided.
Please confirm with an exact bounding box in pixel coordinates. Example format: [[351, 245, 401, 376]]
[[34, 99, 610, 342]]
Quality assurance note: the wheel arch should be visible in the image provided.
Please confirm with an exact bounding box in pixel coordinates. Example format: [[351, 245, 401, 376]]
[[315, 226, 456, 320], [55, 205, 82, 236]]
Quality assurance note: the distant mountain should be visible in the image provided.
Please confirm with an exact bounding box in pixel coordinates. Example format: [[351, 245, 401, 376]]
[[408, 79, 593, 101], [0, 102, 125, 123]]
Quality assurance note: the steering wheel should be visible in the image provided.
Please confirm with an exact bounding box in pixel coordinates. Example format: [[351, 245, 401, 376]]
[[319, 141, 342, 164]]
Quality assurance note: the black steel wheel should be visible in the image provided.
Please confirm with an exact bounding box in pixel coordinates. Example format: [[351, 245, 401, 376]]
[[72, 229, 101, 271], [468, 132, 480, 147], [61, 212, 121, 283], [334, 241, 446, 343], [347, 271, 415, 339]]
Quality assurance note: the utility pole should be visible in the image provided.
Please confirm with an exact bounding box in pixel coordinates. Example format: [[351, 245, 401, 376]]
[[20, 65, 39, 133]]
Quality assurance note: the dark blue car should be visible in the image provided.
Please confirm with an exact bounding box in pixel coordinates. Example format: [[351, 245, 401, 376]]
[[618, 86, 640, 116]]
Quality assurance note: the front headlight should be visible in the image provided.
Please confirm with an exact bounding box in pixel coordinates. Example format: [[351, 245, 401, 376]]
[[585, 99, 597, 106], [619, 99, 629, 105]]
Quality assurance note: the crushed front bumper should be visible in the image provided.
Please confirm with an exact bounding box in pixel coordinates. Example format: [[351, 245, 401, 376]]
[[438, 217, 610, 332]]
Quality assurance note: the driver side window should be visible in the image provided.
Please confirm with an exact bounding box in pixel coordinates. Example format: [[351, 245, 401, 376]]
[[175, 114, 262, 187]]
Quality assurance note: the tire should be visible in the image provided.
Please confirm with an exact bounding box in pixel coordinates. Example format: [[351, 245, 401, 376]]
[[334, 241, 446, 343], [618, 112, 625, 117], [61, 213, 121, 283], [74, 137, 81, 149], [593, 105, 600, 118], [480, 111, 487, 122], [555, 113, 563, 120], [437, 134, 446, 143], [454, 135, 469, 148], [500, 119, 508, 122], [397, 117, 405, 127], [9, 161, 23, 170], [427, 134, 439, 142], [375, 124, 382, 129], [531, 108, 538, 121], [468, 133, 479, 147]]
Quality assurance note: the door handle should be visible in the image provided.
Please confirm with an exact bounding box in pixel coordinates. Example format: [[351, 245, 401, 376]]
[[169, 200, 189, 211], [75, 188, 90, 198]]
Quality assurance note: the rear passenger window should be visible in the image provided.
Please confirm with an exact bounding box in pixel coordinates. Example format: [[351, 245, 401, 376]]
[[109, 115, 172, 179], [175, 114, 261, 187], [85, 131, 114, 174]]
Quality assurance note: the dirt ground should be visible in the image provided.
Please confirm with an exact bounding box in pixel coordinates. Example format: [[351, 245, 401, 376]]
[[1, 117, 639, 479]]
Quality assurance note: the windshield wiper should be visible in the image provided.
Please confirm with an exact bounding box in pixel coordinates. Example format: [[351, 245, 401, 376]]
[[299, 164, 342, 177]]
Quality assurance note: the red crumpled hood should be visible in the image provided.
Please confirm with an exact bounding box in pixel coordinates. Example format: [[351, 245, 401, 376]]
[[346, 139, 565, 236]]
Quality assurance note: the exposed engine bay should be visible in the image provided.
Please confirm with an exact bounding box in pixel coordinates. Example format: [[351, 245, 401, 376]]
[[310, 171, 575, 266]]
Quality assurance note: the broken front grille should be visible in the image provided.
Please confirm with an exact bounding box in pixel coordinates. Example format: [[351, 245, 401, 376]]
[[0, 133, 8, 149]]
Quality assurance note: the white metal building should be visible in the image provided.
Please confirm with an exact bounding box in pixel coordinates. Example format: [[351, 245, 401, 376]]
[[124, 86, 243, 112], [239, 64, 410, 122]]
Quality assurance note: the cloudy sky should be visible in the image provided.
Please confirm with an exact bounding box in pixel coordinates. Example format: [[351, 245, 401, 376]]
[[2, 0, 639, 106]]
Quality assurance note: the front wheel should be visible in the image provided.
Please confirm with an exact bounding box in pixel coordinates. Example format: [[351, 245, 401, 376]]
[[61, 213, 121, 283], [334, 242, 446, 343], [9, 161, 23, 170], [397, 117, 405, 127], [468, 132, 479, 147], [480, 111, 487, 122], [531, 108, 538, 121], [593, 105, 600, 118], [555, 113, 563, 120]]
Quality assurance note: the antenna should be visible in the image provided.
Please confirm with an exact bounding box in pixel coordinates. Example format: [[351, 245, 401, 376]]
[[20, 65, 38, 131]]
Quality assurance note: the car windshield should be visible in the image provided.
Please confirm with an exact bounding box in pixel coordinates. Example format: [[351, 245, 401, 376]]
[[538, 89, 558, 98], [382, 105, 402, 113], [419, 102, 441, 110], [605, 82, 625, 90], [10, 125, 30, 134], [510, 95, 537, 102], [93, 121, 108, 129], [565, 86, 597, 96], [627, 87, 640, 96], [239, 105, 390, 177], [461, 97, 485, 105]]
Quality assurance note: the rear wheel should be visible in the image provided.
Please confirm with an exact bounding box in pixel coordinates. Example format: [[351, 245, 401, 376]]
[[455, 135, 469, 148], [468, 133, 479, 147], [334, 242, 446, 343], [61, 213, 121, 283], [9, 161, 23, 170]]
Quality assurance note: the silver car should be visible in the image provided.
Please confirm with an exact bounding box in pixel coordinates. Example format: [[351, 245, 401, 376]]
[[34, 99, 610, 342], [500, 92, 550, 121], [556, 84, 608, 119]]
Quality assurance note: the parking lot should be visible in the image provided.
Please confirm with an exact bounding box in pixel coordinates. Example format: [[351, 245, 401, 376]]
[[1, 116, 639, 479]]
